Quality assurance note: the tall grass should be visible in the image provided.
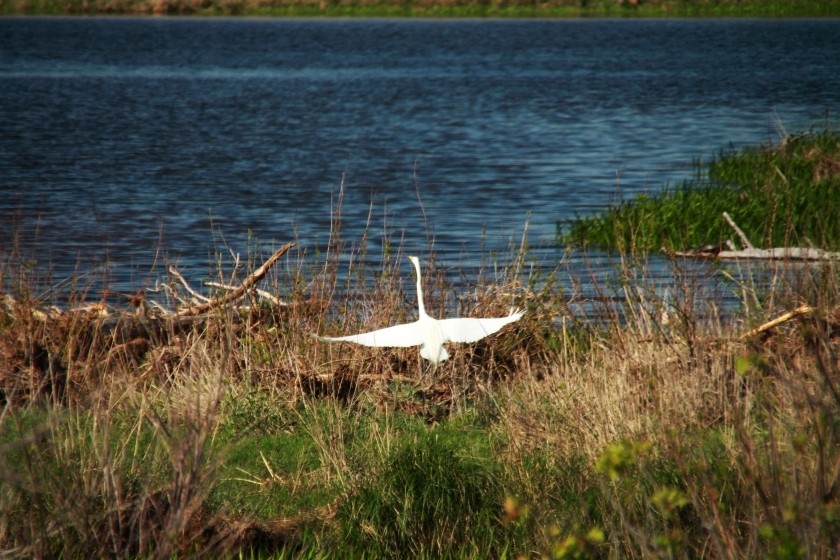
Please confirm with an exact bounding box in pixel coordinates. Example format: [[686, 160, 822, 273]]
[[564, 129, 840, 254], [2, 141, 840, 557], [336, 427, 509, 558]]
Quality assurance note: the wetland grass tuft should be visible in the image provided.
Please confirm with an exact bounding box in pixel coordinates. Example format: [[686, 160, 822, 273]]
[[563, 129, 840, 254], [337, 429, 506, 558]]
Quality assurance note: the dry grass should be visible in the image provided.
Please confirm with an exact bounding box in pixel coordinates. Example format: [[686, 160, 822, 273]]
[[1, 217, 839, 557]]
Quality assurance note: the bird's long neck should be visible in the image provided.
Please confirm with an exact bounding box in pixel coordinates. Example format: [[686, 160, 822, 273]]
[[413, 259, 429, 319]]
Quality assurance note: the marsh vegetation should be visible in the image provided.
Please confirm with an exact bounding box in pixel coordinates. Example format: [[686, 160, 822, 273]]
[[3, 0, 840, 17], [1, 133, 839, 558], [564, 129, 840, 255]]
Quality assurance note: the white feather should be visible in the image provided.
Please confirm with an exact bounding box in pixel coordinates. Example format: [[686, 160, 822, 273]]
[[314, 321, 424, 348], [313, 256, 524, 365]]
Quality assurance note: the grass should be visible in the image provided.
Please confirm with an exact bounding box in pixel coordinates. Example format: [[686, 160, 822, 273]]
[[1, 133, 840, 557], [563, 128, 840, 254], [3, 0, 840, 17], [336, 427, 506, 558]]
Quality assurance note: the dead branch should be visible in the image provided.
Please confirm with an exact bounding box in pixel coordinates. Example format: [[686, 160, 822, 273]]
[[741, 304, 816, 339], [174, 242, 295, 318], [723, 211, 755, 250], [204, 281, 286, 307]]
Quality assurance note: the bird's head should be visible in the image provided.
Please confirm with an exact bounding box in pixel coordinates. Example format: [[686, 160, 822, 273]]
[[408, 255, 420, 269]]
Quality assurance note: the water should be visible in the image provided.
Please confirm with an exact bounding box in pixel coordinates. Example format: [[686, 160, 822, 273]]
[[1, 17, 839, 303]]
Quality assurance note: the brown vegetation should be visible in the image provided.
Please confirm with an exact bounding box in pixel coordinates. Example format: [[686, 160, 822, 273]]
[[1, 231, 839, 556]]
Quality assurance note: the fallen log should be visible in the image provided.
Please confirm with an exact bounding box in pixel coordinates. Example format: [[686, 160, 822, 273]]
[[673, 212, 840, 261], [677, 247, 840, 261]]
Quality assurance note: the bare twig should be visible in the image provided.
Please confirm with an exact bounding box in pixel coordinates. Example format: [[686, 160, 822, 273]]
[[166, 266, 211, 304]]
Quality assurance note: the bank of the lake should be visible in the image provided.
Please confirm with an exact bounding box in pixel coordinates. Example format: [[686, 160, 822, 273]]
[[3, 0, 840, 17], [563, 129, 840, 254]]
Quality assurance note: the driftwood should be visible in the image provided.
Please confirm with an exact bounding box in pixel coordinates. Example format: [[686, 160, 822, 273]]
[[674, 212, 840, 261], [741, 304, 816, 339], [703, 247, 840, 261], [1, 241, 295, 332], [0, 241, 298, 402], [173, 242, 294, 317]]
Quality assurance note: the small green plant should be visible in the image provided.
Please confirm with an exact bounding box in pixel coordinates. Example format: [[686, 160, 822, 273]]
[[550, 525, 605, 560], [594, 439, 652, 482]]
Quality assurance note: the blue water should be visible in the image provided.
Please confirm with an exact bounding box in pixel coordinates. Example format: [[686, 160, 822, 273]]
[[1, 17, 839, 300]]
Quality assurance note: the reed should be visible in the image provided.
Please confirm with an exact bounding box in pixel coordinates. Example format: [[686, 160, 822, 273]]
[[1, 152, 839, 557]]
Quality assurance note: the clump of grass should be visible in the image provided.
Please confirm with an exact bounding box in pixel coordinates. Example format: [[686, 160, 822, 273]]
[[564, 129, 840, 254], [0, 350, 228, 558], [336, 428, 507, 558]]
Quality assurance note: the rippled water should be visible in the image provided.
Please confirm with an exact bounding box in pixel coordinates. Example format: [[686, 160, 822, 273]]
[[1, 17, 839, 302]]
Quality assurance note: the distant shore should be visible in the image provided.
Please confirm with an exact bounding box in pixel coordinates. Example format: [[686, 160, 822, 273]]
[[3, 0, 840, 17]]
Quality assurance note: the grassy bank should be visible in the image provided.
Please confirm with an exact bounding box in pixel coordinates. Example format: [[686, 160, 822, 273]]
[[563, 129, 840, 254], [3, 0, 840, 17], [1, 191, 839, 557]]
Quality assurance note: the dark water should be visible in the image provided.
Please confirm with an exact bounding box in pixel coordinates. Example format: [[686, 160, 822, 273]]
[[1, 17, 839, 302]]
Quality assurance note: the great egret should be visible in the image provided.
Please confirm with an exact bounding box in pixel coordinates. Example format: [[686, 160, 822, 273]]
[[313, 255, 524, 365]]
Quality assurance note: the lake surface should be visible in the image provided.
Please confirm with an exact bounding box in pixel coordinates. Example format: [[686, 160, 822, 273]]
[[1, 17, 839, 304]]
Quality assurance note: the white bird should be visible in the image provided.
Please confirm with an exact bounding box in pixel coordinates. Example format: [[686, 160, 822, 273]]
[[313, 255, 524, 365]]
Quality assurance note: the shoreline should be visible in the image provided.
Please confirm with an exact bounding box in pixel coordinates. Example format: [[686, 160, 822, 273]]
[[3, 1, 840, 18]]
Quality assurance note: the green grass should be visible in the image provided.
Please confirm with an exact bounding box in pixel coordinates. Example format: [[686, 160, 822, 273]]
[[563, 129, 840, 254], [3, 0, 840, 17], [336, 428, 506, 558]]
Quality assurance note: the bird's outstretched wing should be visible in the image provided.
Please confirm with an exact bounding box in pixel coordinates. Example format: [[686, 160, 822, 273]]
[[313, 321, 424, 348], [438, 308, 524, 344]]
